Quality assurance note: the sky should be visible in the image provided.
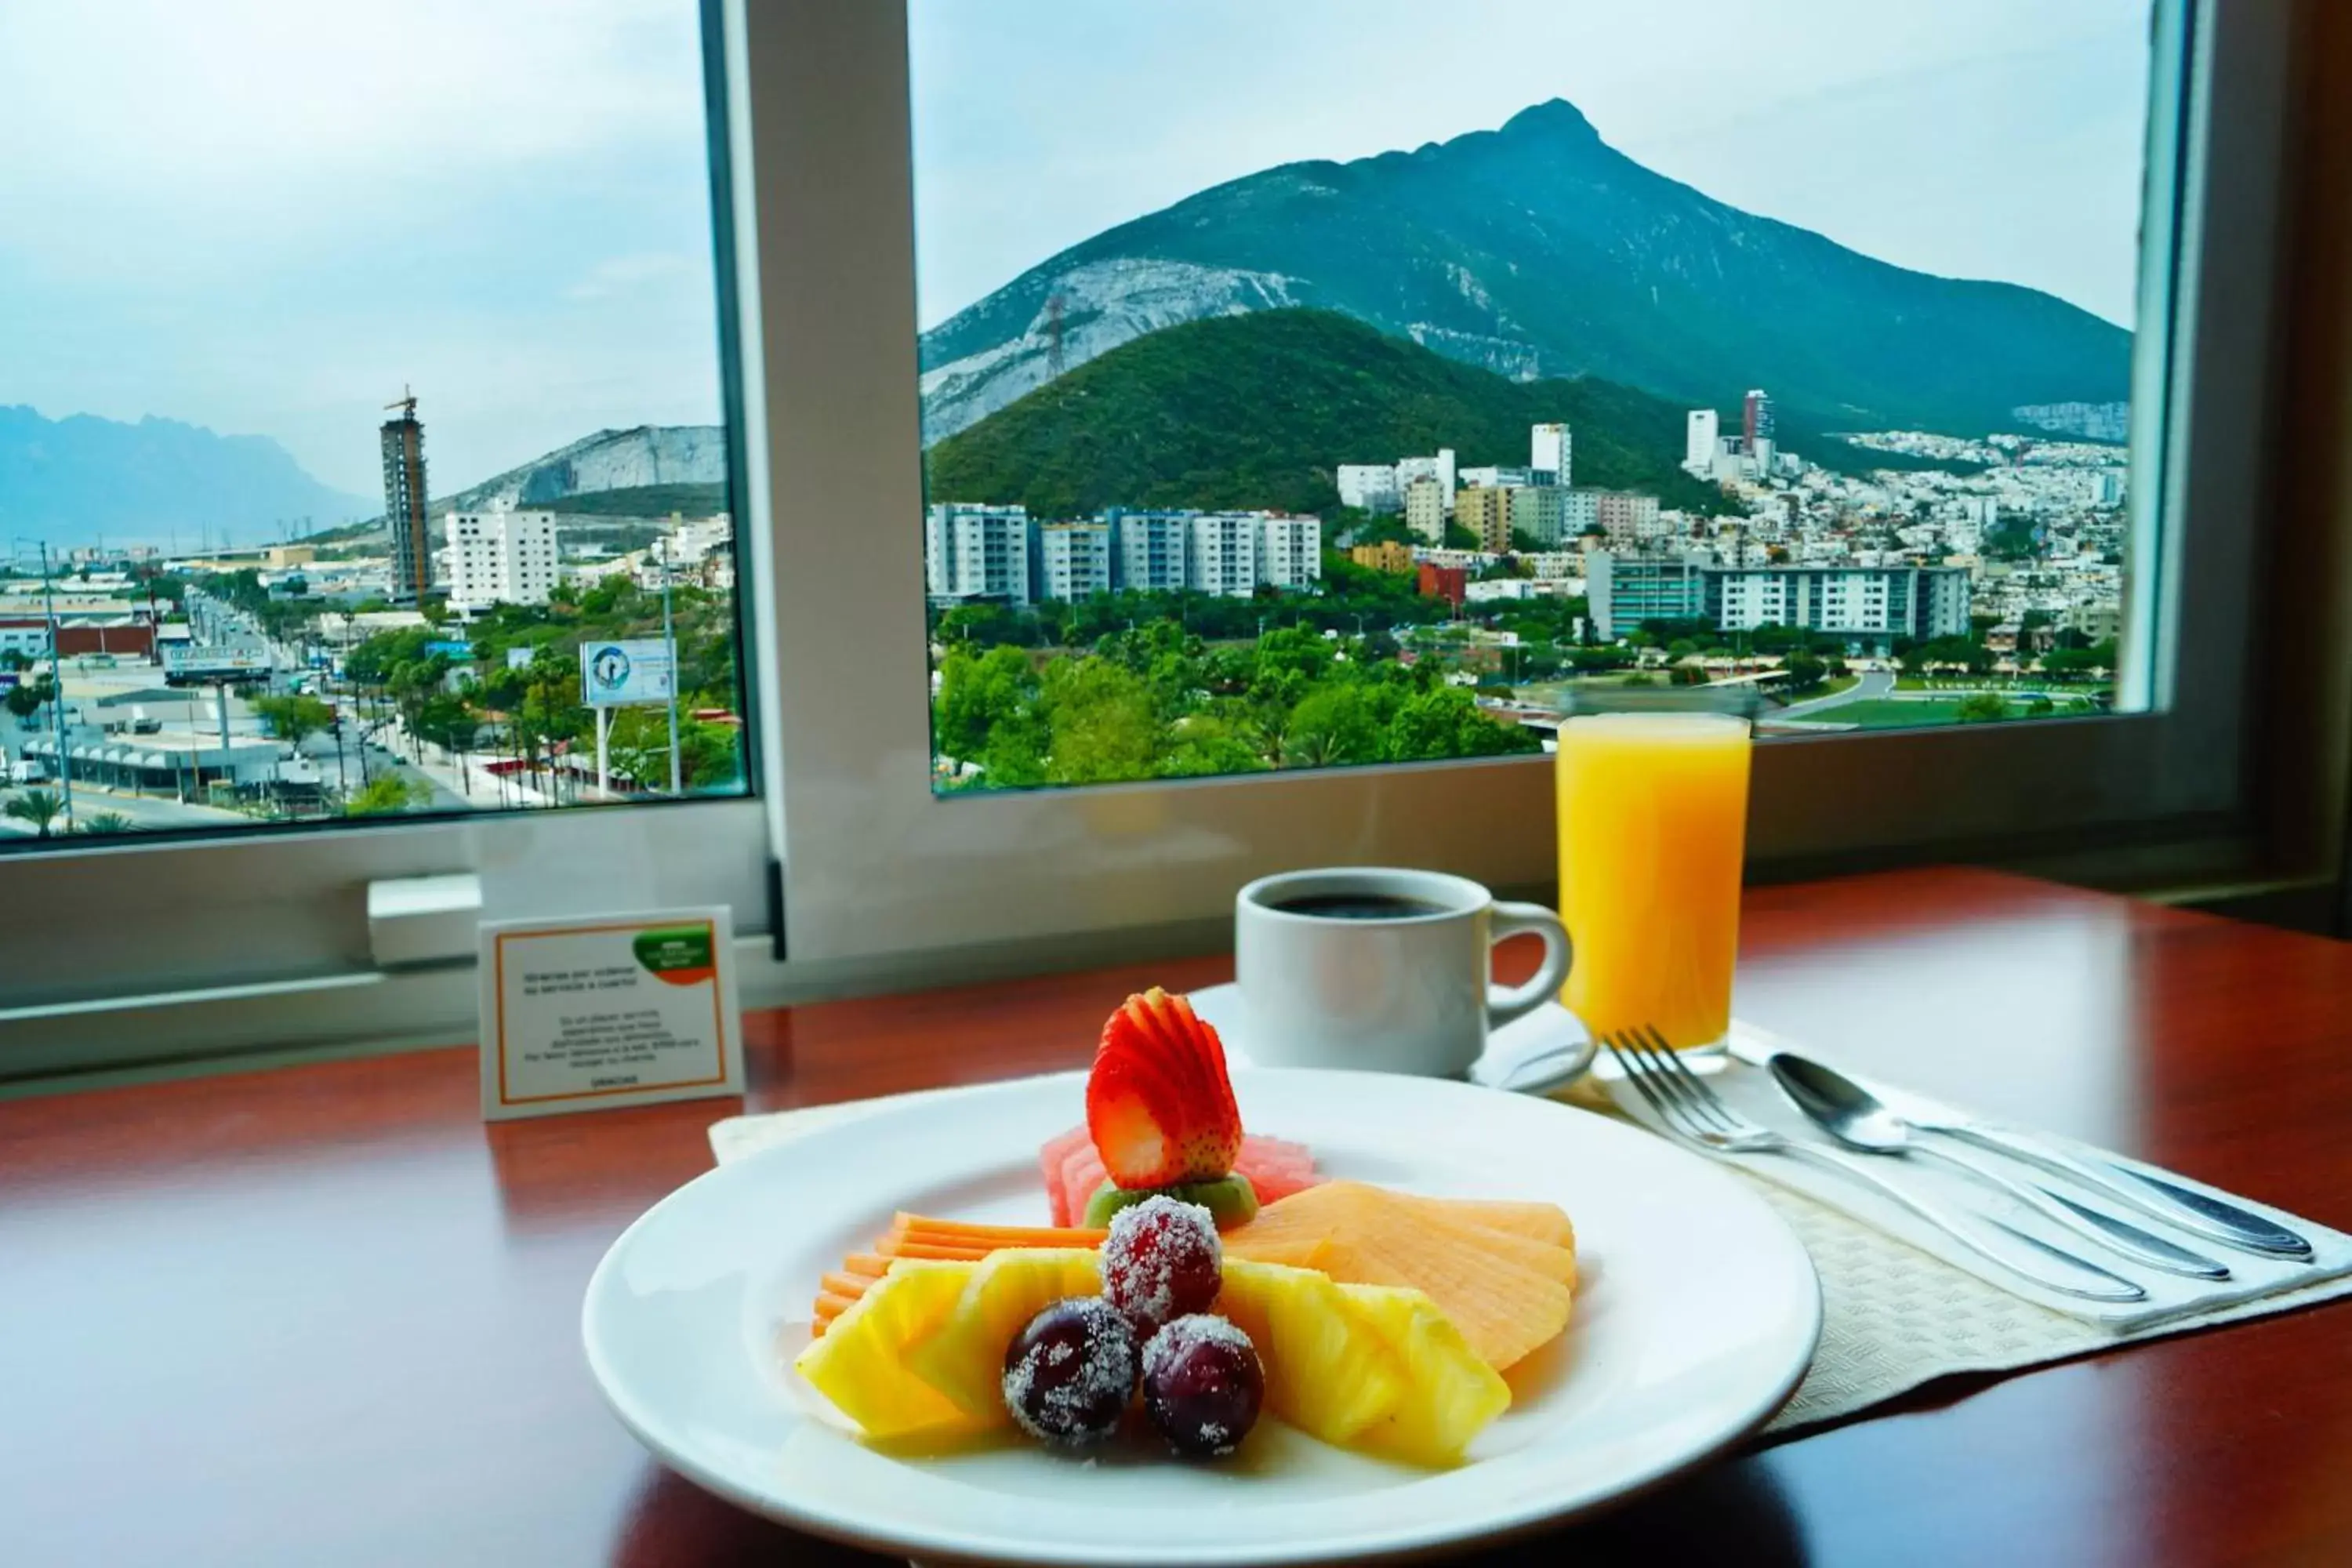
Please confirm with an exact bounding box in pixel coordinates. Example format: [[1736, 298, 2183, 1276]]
[[0, 0, 723, 503], [0, 1, 2153, 506]]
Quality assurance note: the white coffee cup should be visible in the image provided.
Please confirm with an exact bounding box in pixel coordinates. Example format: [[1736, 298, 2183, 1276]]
[[1234, 866, 1586, 1093]]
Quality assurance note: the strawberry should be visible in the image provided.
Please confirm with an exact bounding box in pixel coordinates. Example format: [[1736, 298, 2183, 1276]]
[[1085, 988, 1243, 1189]]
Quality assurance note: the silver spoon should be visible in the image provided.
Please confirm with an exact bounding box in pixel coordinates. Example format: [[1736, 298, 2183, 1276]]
[[1767, 1052, 2231, 1280]]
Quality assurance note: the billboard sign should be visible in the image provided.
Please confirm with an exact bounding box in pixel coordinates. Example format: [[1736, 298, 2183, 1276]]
[[581, 639, 674, 707]]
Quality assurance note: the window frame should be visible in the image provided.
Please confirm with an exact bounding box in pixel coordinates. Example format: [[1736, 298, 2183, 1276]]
[[742, 0, 2282, 971]]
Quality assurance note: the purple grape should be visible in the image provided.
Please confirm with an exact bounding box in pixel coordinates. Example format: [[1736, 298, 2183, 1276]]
[[1000, 1296, 1138, 1446], [1142, 1314, 1262, 1458], [1102, 1195, 1223, 1335]]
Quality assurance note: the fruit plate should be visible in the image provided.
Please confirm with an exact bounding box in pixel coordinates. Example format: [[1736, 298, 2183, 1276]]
[[582, 1069, 1820, 1566]]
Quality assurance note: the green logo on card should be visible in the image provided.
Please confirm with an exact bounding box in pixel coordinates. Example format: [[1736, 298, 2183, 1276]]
[[634, 925, 717, 986]]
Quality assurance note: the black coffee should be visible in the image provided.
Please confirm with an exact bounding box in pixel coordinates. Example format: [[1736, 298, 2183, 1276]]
[[1270, 893, 1448, 921]]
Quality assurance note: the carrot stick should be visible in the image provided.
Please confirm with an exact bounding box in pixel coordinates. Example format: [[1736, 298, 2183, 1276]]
[[891, 1214, 1109, 1246]]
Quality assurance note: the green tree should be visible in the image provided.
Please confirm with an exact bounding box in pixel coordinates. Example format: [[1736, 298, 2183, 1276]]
[[935, 645, 1042, 764], [252, 693, 335, 746], [76, 811, 136, 835], [1955, 693, 2010, 724], [1443, 522, 1479, 550], [5, 676, 56, 720], [1160, 715, 1267, 778], [1385, 687, 1541, 761], [4, 788, 67, 837], [1282, 683, 1381, 768], [412, 693, 478, 757], [2027, 697, 2056, 716], [1041, 658, 1162, 784], [345, 774, 426, 816], [1782, 651, 1827, 695]]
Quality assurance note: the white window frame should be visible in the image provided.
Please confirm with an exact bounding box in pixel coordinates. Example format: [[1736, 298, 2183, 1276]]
[[742, 0, 2281, 971], [0, 0, 2292, 1071]]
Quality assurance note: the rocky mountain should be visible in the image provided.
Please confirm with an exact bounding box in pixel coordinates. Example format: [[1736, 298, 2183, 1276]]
[[441, 424, 727, 513], [924, 308, 1728, 519], [919, 99, 2132, 445], [0, 405, 371, 549]]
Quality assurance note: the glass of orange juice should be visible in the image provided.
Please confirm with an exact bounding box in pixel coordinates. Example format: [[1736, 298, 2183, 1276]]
[[1555, 712, 1751, 1054]]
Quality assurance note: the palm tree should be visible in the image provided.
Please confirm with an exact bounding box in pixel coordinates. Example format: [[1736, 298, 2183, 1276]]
[[77, 811, 136, 835], [4, 789, 67, 837]]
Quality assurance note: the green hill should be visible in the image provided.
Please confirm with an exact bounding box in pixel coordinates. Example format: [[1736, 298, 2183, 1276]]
[[535, 482, 726, 518], [923, 309, 1730, 519]]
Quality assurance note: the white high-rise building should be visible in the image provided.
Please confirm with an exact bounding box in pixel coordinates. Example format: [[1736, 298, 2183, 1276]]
[[1459, 466, 1534, 491], [1337, 464, 1401, 514], [1396, 448, 1457, 513], [1258, 514, 1323, 590], [1531, 423, 1571, 486], [440, 504, 557, 610], [924, 503, 1033, 605], [1038, 521, 1113, 601], [1109, 509, 1192, 592], [1403, 477, 1448, 544], [1685, 410, 1720, 476], [1187, 512, 1264, 598]]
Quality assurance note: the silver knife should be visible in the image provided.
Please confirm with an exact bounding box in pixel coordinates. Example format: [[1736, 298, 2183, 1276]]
[[1924, 1120, 2311, 1259]]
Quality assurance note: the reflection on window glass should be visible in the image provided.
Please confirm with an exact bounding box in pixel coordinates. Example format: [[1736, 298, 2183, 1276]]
[[0, 2, 746, 844], [913, 0, 2151, 792]]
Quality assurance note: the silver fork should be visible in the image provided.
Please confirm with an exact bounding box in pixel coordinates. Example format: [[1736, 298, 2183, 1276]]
[[1602, 1026, 2147, 1303]]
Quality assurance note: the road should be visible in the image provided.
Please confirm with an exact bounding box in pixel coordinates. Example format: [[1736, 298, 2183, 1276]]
[[0, 785, 249, 836], [1774, 668, 1893, 720]]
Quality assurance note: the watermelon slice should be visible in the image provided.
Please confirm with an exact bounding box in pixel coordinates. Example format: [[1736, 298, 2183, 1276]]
[[1036, 1123, 1323, 1221], [1039, 1124, 1093, 1226]]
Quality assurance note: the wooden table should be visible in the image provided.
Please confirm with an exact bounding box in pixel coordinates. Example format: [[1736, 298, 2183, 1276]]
[[6, 869, 2350, 1568]]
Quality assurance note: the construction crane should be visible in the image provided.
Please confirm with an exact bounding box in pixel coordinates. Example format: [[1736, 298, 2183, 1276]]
[[386, 386, 417, 419]]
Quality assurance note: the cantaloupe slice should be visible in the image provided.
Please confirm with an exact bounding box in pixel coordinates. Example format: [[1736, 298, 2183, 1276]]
[[1396, 1194, 1576, 1251], [1225, 1182, 1575, 1370]]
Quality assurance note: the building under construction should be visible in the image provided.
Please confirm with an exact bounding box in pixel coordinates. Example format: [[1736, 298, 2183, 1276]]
[[380, 391, 434, 604]]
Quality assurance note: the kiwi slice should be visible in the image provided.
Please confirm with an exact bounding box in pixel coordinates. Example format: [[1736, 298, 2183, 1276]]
[[1083, 1173, 1259, 1230]]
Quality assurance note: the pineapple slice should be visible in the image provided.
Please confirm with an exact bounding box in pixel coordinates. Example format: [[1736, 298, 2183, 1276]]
[[1215, 1258, 1408, 1446], [1338, 1283, 1513, 1467], [793, 1257, 980, 1439], [902, 1247, 1105, 1420]]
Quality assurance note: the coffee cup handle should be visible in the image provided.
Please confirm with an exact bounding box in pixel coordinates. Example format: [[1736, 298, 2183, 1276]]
[[1476, 903, 1588, 1094], [1487, 902, 1573, 1029]]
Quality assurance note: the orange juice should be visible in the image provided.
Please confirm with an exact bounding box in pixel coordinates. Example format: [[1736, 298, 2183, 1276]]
[[1555, 713, 1751, 1050]]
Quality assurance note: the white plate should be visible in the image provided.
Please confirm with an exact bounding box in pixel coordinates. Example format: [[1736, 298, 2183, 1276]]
[[583, 1069, 1820, 1566], [1187, 982, 1596, 1093]]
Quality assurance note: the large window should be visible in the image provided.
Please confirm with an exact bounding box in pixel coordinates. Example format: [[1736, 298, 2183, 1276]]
[[0, 2, 750, 848], [910, 1, 2158, 790], [0, 0, 2294, 1062]]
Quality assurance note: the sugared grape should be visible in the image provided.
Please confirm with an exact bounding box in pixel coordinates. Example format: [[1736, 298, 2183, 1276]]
[[1141, 1314, 1262, 1458], [1000, 1296, 1138, 1446], [1102, 1194, 1223, 1335]]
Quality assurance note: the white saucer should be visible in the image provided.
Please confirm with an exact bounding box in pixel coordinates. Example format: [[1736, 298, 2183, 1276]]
[[1186, 982, 1596, 1093]]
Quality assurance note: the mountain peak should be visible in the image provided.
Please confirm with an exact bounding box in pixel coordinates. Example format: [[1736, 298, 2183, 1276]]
[[1496, 98, 1602, 146]]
